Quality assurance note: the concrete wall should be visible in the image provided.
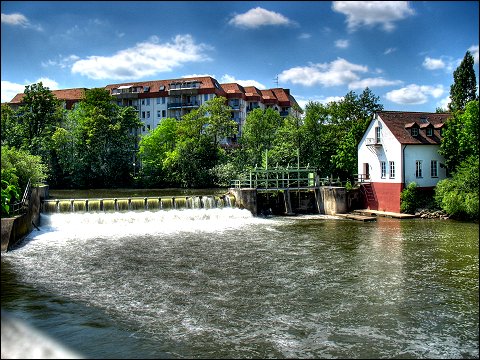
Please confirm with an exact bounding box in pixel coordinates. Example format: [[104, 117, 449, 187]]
[[1, 185, 49, 252], [230, 186, 361, 216]]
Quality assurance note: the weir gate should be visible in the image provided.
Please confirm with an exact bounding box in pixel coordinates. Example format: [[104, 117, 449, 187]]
[[229, 165, 358, 216], [42, 194, 235, 213]]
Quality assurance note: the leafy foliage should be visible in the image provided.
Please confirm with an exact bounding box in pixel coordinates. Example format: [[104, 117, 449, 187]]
[[440, 100, 479, 173], [400, 182, 418, 214], [435, 155, 479, 220], [52, 88, 142, 188], [448, 51, 478, 112]]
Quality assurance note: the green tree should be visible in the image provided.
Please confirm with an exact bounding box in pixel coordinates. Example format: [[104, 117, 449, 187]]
[[448, 51, 478, 112], [435, 155, 479, 219], [440, 100, 479, 173], [138, 118, 178, 187], [16, 82, 64, 159], [52, 88, 141, 188], [240, 108, 283, 167], [1, 103, 23, 148], [330, 88, 383, 178]]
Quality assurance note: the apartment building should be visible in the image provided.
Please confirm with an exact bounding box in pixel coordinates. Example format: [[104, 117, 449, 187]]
[[104, 76, 301, 142], [8, 76, 300, 144]]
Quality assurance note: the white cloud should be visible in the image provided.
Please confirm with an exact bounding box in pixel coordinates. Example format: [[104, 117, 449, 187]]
[[468, 45, 479, 64], [422, 57, 446, 70], [349, 77, 402, 90], [335, 39, 349, 49], [278, 58, 368, 87], [1, 78, 59, 103], [71, 34, 212, 80], [42, 54, 80, 69], [332, 1, 414, 32], [298, 33, 311, 40], [220, 74, 266, 89], [385, 84, 444, 105], [436, 95, 451, 111], [295, 95, 345, 110], [182, 73, 215, 79], [384, 47, 397, 55], [229, 7, 294, 29], [1, 12, 43, 31]]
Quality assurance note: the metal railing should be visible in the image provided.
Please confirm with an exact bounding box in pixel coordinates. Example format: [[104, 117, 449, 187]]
[[231, 166, 318, 191], [10, 178, 32, 216]]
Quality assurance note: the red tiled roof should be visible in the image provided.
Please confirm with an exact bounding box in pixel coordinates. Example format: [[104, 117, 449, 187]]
[[220, 83, 246, 99], [9, 88, 87, 104], [378, 111, 451, 145]]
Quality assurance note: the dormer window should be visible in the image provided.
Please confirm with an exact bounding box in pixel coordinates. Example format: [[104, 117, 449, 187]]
[[411, 127, 419, 137], [426, 127, 433, 136]]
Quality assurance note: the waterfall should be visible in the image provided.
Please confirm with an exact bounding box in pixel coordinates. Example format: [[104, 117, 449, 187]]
[[42, 194, 234, 214]]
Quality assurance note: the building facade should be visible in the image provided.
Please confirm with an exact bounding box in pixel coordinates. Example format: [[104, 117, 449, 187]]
[[357, 111, 451, 213], [104, 76, 300, 142]]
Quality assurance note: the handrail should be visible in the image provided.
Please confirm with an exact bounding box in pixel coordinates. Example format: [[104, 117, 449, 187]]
[[11, 178, 32, 215]]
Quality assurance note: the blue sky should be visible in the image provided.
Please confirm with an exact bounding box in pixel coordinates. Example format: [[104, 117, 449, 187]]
[[1, 1, 479, 111]]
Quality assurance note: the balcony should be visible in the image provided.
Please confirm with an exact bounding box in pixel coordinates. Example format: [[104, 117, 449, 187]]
[[167, 101, 200, 109], [365, 137, 382, 147]]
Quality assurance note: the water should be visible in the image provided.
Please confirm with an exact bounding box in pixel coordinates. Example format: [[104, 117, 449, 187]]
[[1, 209, 478, 359]]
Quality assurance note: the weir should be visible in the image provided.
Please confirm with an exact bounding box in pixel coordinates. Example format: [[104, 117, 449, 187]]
[[41, 194, 235, 214]]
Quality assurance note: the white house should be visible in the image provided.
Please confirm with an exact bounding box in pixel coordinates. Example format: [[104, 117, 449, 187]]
[[357, 111, 451, 213]]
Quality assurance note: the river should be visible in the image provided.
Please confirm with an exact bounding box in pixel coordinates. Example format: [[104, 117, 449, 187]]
[[1, 199, 478, 358]]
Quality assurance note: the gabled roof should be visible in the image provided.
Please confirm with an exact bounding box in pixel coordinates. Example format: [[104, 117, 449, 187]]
[[377, 111, 451, 145], [9, 88, 87, 104]]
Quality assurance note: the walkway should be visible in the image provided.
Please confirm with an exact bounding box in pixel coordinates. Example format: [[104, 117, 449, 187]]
[[352, 209, 417, 219]]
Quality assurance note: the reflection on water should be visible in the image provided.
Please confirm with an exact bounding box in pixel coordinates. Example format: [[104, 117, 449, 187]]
[[1, 210, 478, 359]]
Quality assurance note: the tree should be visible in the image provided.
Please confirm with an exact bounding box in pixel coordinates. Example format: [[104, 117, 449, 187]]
[[440, 100, 479, 173], [448, 51, 478, 112], [52, 88, 141, 188], [240, 108, 283, 167], [435, 155, 479, 219], [1, 104, 23, 148], [138, 118, 178, 187], [16, 82, 64, 159]]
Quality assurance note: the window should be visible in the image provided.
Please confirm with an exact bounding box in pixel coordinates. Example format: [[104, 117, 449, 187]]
[[431, 160, 438, 177], [162, 110, 166, 117], [146, 99, 150, 106], [157, 110, 161, 118], [411, 128, 419, 136], [426, 127, 433, 136], [416, 160, 423, 178], [204, 94, 209, 101], [375, 127, 381, 143], [381, 161, 386, 178], [141, 99, 145, 105], [156, 98, 161, 104], [146, 111, 150, 118], [389, 161, 395, 178], [141, 111, 145, 119], [147, 124, 150, 131], [162, 97, 166, 104]]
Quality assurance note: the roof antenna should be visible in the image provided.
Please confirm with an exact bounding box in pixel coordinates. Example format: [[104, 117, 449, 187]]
[[273, 74, 279, 87]]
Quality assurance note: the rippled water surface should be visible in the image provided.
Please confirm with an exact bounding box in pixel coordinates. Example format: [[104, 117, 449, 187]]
[[1, 209, 478, 358]]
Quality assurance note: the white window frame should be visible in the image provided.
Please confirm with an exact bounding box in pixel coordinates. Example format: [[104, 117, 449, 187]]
[[381, 161, 386, 178], [389, 161, 395, 179], [416, 160, 423, 178], [430, 160, 438, 178]]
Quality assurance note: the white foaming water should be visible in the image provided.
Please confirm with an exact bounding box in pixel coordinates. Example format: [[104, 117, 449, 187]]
[[26, 208, 268, 243]]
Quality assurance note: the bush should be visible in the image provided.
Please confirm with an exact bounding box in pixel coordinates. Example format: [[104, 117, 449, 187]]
[[400, 182, 418, 214], [435, 156, 479, 220], [1, 146, 48, 191]]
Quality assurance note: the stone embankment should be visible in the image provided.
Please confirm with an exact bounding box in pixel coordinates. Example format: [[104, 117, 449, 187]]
[[415, 209, 449, 219]]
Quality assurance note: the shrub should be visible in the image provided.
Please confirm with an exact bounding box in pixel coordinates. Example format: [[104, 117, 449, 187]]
[[435, 156, 479, 220], [400, 182, 418, 214]]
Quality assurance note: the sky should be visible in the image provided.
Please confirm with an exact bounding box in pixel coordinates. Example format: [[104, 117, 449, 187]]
[[1, 1, 479, 112]]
